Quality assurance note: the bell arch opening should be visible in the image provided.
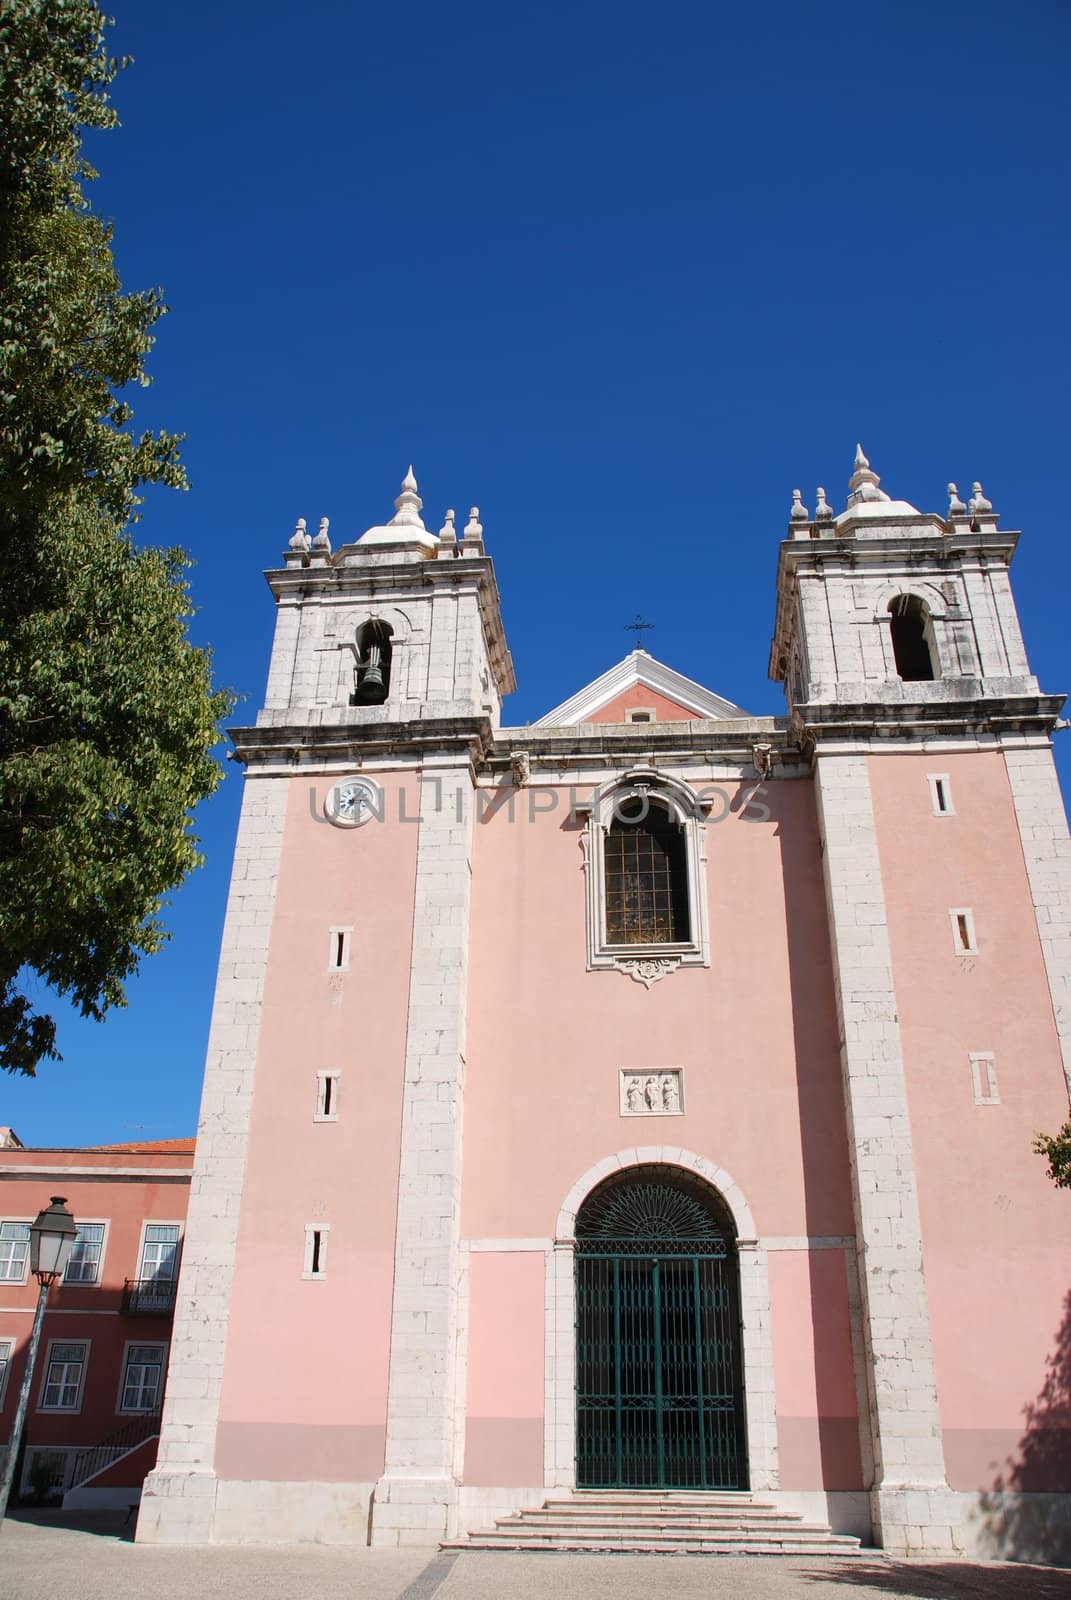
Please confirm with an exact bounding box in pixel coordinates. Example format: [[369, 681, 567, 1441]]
[[353, 619, 394, 704], [574, 1164, 748, 1491], [887, 594, 938, 682]]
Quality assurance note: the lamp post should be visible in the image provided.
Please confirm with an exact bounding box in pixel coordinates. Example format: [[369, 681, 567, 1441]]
[[0, 1197, 78, 1525]]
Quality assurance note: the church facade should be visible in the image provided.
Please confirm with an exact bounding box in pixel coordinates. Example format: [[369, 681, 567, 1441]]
[[138, 451, 1071, 1559]]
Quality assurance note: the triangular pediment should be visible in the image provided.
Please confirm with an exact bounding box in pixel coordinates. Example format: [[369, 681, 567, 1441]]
[[534, 650, 749, 727]]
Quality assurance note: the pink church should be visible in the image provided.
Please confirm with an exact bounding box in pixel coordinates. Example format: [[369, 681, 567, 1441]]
[[138, 450, 1070, 1560]]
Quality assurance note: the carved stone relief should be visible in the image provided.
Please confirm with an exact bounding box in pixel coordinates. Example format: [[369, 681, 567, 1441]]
[[620, 1068, 684, 1116]]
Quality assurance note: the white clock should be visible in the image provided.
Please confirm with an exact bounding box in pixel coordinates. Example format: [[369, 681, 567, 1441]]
[[325, 776, 382, 828]]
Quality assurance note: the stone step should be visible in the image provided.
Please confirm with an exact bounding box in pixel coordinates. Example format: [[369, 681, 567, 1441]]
[[446, 1534, 866, 1555], [446, 1490, 867, 1557]]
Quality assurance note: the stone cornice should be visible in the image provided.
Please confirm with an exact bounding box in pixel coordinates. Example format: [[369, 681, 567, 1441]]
[[229, 714, 496, 770], [792, 692, 1066, 757]]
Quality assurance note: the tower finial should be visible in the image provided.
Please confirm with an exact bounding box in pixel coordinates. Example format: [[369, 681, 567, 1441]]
[[389, 466, 425, 529], [968, 480, 993, 515], [815, 486, 833, 522], [846, 442, 890, 506], [289, 516, 310, 552], [947, 482, 966, 516], [789, 488, 810, 522]]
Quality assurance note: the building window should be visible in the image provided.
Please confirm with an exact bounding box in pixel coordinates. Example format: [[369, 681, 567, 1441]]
[[0, 1337, 13, 1407], [40, 1340, 88, 1411], [605, 799, 690, 944], [927, 774, 954, 816], [303, 1223, 329, 1279], [328, 926, 352, 971], [119, 1343, 166, 1412], [64, 1223, 106, 1284], [970, 1052, 1000, 1106], [625, 707, 656, 723], [315, 1071, 341, 1122], [888, 594, 938, 681], [138, 1224, 181, 1284], [950, 907, 978, 955], [578, 768, 710, 978], [0, 1221, 29, 1282]]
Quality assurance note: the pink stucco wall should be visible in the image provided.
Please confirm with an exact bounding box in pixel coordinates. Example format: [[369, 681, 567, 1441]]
[[215, 774, 420, 1483], [769, 1250, 862, 1489], [463, 774, 862, 1490], [586, 686, 706, 723], [464, 775, 851, 1241], [463, 1252, 545, 1486], [870, 750, 1071, 1492]]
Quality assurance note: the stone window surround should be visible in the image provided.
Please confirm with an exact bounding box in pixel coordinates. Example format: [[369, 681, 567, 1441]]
[[949, 907, 978, 956], [314, 1070, 341, 1122], [926, 773, 954, 817], [63, 1218, 109, 1285], [969, 1051, 1000, 1106], [543, 1147, 778, 1493], [0, 1217, 31, 1283], [302, 1221, 329, 1280], [38, 1337, 90, 1413], [576, 769, 711, 977], [117, 1338, 168, 1414]]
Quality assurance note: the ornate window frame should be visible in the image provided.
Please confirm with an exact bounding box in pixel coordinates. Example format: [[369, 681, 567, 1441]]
[[576, 767, 710, 985]]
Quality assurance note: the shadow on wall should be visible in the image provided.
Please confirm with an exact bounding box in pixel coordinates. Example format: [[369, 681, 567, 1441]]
[[799, 1559, 1071, 1598], [972, 1287, 1071, 1567]]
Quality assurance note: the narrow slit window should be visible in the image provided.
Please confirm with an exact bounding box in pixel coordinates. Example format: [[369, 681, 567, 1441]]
[[970, 1053, 1000, 1106], [328, 927, 351, 971], [315, 1072, 340, 1122], [303, 1223, 329, 1278], [928, 774, 954, 816], [950, 908, 977, 955]]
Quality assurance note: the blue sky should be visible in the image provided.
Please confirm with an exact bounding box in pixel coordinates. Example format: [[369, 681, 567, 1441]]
[[5, 0, 1070, 1145]]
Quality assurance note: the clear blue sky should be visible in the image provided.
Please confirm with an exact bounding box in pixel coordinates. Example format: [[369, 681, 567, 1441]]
[[5, 0, 1069, 1146]]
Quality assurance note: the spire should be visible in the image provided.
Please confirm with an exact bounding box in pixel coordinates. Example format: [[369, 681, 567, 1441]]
[[389, 466, 425, 529], [846, 443, 890, 506]]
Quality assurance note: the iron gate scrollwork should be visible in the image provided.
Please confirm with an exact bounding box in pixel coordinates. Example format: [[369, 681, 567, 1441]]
[[575, 1172, 746, 1490]]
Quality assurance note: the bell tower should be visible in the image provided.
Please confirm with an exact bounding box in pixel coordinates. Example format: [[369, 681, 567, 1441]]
[[140, 469, 515, 1548], [769, 448, 1070, 1556]]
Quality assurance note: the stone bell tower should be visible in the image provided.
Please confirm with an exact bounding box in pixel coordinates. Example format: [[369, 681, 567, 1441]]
[[768, 448, 1071, 1555], [140, 470, 515, 1547]]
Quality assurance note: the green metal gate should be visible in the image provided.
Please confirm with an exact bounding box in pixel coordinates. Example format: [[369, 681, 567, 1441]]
[[575, 1175, 745, 1490]]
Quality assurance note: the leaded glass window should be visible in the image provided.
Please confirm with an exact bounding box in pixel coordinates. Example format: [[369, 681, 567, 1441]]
[[604, 799, 690, 945]]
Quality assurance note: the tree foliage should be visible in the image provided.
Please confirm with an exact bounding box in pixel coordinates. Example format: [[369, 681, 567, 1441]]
[[1034, 1123, 1071, 1191], [0, 2, 232, 1074]]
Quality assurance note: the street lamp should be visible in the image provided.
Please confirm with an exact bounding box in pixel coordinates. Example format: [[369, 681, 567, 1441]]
[[0, 1197, 78, 1525]]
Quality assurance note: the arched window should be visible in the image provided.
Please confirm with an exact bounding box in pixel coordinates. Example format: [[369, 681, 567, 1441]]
[[888, 594, 937, 682], [578, 771, 709, 979], [353, 620, 393, 704], [604, 798, 690, 944]]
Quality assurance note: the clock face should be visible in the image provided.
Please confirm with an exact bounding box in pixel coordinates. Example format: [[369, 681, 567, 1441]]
[[325, 776, 381, 828]]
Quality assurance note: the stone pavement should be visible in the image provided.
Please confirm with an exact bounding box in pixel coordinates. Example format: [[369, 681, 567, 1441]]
[[1, 1514, 1070, 1600]]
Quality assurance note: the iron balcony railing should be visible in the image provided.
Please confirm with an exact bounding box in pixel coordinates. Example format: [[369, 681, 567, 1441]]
[[121, 1277, 178, 1315]]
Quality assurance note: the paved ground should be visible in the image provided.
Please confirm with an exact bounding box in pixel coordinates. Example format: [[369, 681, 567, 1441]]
[[1, 1513, 1070, 1600]]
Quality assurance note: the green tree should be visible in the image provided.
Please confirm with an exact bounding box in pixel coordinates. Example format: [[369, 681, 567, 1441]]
[[1035, 1124, 1071, 1191], [0, 1, 232, 1074]]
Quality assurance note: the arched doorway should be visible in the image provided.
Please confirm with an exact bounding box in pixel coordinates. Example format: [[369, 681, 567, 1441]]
[[574, 1164, 747, 1490]]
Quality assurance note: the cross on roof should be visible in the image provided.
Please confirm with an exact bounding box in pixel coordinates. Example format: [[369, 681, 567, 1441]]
[[624, 614, 655, 640]]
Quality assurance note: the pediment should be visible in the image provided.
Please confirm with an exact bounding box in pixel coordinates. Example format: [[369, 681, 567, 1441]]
[[534, 650, 748, 726]]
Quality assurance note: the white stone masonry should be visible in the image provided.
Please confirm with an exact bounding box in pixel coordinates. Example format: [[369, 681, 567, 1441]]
[[138, 774, 290, 1544], [1003, 741, 1071, 1105], [372, 760, 475, 1547], [814, 754, 958, 1556]]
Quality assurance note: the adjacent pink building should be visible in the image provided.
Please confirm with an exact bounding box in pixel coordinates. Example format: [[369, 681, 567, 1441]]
[[139, 452, 1070, 1559], [0, 1135, 192, 1506]]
